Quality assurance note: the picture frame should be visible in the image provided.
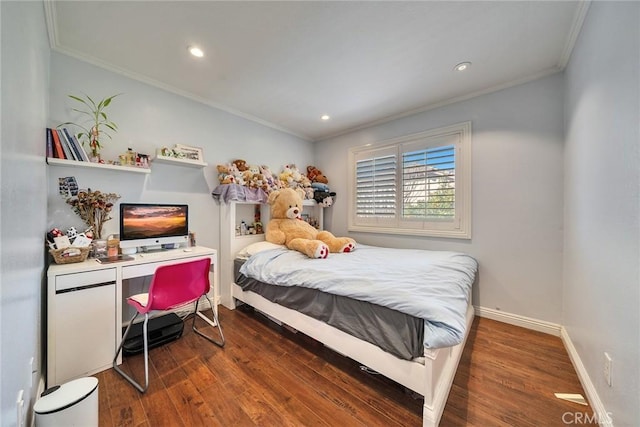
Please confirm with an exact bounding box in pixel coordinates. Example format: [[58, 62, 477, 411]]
[[174, 144, 204, 162]]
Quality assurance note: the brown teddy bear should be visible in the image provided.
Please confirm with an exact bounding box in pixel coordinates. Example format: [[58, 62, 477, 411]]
[[233, 159, 248, 172], [266, 188, 355, 258], [306, 165, 329, 184]]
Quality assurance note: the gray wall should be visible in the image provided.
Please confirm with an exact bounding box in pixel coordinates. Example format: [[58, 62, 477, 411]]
[[316, 74, 565, 324], [0, 1, 50, 426], [47, 53, 314, 253], [564, 2, 639, 426]]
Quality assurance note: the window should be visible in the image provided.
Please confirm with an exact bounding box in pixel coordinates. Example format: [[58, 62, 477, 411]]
[[348, 122, 471, 239]]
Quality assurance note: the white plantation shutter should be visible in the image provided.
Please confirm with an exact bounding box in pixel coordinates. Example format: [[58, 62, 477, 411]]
[[349, 122, 471, 238], [354, 146, 397, 226]]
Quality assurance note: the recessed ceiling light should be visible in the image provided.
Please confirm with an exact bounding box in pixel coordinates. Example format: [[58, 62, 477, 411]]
[[454, 62, 471, 72], [188, 46, 204, 58], [321, 115, 330, 121]]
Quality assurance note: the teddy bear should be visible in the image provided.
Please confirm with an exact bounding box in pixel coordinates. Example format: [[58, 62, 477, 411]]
[[279, 165, 293, 187], [217, 164, 235, 184], [307, 165, 329, 184], [288, 164, 303, 183], [233, 159, 248, 172], [228, 163, 246, 186], [279, 164, 304, 189], [266, 188, 356, 259], [260, 165, 280, 192], [247, 164, 260, 176], [296, 175, 314, 199], [249, 172, 265, 190]]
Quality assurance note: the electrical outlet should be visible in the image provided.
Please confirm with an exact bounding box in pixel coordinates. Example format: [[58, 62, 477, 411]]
[[604, 352, 612, 387]]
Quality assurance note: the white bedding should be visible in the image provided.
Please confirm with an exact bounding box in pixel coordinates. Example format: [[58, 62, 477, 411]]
[[239, 244, 477, 348]]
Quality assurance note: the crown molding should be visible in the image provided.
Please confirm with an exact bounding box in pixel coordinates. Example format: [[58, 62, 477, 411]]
[[43, 1, 311, 142], [43, 0, 58, 50], [317, 66, 562, 142], [558, 1, 591, 70], [53, 46, 313, 142]]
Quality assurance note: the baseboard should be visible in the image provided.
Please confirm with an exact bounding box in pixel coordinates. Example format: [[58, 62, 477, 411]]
[[474, 306, 562, 336], [475, 306, 612, 426], [560, 327, 613, 427]]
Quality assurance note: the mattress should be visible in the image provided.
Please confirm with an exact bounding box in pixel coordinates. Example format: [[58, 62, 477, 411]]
[[234, 259, 424, 360]]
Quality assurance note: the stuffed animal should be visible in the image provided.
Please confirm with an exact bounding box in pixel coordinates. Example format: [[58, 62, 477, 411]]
[[233, 159, 248, 172], [250, 173, 265, 190], [303, 185, 315, 200], [260, 165, 279, 192], [247, 164, 260, 176], [217, 164, 235, 184], [307, 165, 329, 184], [228, 163, 246, 186], [288, 164, 303, 183], [279, 164, 304, 189], [297, 175, 314, 199], [320, 195, 334, 207], [311, 182, 330, 192], [66, 227, 78, 240], [314, 190, 336, 206], [279, 165, 293, 187], [266, 188, 355, 259]]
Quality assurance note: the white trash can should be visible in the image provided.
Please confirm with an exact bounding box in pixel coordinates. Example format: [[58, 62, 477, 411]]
[[34, 377, 98, 427]]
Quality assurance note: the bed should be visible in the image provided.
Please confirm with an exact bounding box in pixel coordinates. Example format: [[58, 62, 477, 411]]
[[214, 191, 476, 426], [224, 238, 477, 427]]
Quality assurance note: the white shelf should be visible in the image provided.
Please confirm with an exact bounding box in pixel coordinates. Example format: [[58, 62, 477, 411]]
[[152, 155, 208, 169], [46, 157, 151, 174]]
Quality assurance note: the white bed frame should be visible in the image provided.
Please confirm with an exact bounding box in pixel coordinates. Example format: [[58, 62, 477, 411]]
[[219, 201, 474, 427]]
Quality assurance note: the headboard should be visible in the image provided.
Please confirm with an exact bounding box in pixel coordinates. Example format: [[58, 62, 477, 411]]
[[218, 200, 323, 309]]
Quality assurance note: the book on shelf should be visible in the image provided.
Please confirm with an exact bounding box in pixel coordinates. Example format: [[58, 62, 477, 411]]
[[49, 127, 66, 159], [70, 132, 90, 161], [59, 128, 79, 161], [62, 128, 88, 162], [46, 128, 54, 158], [56, 129, 75, 160]]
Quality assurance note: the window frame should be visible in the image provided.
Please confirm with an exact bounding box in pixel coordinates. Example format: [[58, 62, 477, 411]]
[[348, 121, 472, 239]]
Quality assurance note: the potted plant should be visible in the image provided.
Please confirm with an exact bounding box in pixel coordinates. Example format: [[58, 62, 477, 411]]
[[65, 188, 120, 240], [59, 94, 121, 161]]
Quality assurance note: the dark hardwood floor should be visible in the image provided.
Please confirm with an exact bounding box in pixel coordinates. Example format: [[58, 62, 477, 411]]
[[95, 306, 595, 426]]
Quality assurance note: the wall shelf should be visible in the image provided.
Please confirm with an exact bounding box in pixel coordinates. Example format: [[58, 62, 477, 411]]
[[46, 157, 151, 174], [152, 155, 208, 169]]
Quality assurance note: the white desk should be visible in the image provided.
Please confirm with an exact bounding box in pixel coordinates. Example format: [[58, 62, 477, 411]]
[[46, 246, 217, 386]]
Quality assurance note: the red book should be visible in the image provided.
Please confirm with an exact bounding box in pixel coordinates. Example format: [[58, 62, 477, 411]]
[[50, 128, 65, 159]]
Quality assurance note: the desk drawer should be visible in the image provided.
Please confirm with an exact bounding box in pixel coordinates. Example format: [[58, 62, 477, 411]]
[[122, 255, 213, 280], [55, 269, 116, 292]]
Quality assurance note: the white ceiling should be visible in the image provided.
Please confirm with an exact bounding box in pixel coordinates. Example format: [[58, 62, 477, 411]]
[[46, 1, 587, 141]]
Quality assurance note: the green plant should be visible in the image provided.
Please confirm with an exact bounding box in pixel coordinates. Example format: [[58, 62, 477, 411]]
[[59, 93, 121, 157]]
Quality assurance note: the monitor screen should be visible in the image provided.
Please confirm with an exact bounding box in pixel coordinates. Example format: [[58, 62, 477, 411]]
[[119, 203, 189, 251]]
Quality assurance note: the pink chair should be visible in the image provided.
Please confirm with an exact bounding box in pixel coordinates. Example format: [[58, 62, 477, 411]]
[[113, 258, 225, 392]]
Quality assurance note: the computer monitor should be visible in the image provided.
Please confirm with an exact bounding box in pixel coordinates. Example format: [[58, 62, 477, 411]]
[[119, 203, 189, 254]]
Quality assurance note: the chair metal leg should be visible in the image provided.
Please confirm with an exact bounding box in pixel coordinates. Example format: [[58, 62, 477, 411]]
[[192, 296, 225, 347], [113, 312, 150, 393]]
